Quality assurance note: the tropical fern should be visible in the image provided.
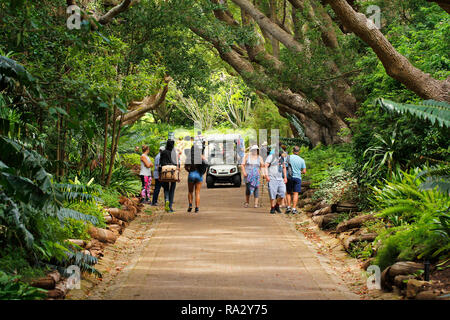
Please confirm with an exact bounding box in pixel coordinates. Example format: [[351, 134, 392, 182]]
[[376, 98, 450, 128]]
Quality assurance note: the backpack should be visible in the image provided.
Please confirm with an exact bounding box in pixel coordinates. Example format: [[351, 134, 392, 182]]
[[286, 155, 293, 179], [160, 165, 179, 182], [197, 161, 208, 175]]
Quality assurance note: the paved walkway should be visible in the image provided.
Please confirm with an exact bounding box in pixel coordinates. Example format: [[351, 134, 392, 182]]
[[94, 178, 359, 300]]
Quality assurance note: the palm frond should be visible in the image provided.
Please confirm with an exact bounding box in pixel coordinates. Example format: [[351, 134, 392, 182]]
[[63, 251, 102, 278], [376, 98, 450, 128], [57, 208, 98, 225]]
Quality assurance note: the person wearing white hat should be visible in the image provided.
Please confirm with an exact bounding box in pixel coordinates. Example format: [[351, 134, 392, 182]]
[[241, 145, 264, 208]]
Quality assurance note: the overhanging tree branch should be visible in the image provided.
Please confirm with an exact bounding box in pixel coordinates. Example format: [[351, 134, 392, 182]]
[[117, 76, 172, 126], [66, 0, 135, 25], [327, 0, 450, 102]]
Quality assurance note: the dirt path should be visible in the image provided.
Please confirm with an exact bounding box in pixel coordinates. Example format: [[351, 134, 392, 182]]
[[72, 175, 370, 300]]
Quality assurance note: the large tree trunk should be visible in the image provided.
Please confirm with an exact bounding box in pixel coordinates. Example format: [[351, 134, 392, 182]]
[[105, 106, 118, 186], [327, 0, 450, 102], [101, 107, 109, 182], [191, 25, 350, 145], [199, 1, 356, 145]]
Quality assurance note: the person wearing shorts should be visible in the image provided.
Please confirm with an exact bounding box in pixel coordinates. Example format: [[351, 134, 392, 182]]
[[265, 147, 287, 214], [285, 146, 306, 214], [185, 143, 207, 213]]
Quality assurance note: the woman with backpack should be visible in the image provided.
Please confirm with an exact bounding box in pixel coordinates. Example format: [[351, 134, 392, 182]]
[[185, 142, 207, 213], [159, 139, 180, 212], [241, 145, 265, 208]]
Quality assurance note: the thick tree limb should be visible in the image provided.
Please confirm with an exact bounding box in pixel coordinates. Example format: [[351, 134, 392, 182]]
[[327, 0, 450, 102], [289, 0, 340, 49], [66, 0, 135, 25], [189, 25, 348, 141], [231, 0, 305, 52], [117, 76, 172, 126], [98, 0, 133, 25]]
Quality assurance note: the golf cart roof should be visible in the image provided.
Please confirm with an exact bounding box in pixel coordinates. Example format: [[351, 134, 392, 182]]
[[206, 134, 242, 142]]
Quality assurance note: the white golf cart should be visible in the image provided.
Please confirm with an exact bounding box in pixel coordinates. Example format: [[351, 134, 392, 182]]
[[205, 134, 244, 188]]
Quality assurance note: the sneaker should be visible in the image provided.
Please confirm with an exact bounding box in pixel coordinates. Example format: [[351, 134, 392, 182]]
[[285, 207, 292, 214], [292, 208, 298, 214], [169, 208, 175, 213], [151, 203, 158, 207], [187, 205, 192, 212], [195, 207, 199, 213], [275, 205, 281, 213], [165, 200, 170, 212], [244, 202, 249, 208], [270, 208, 276, 214]]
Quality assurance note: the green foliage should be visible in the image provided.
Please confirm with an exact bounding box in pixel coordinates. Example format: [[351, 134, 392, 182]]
[[100, 188, 121, 208], [0, 136, 100, 281], [0, 246, 47, 281], [350, 4, 450, 190], [372, 169, 450, 270], [121, 153, 142, 169], [351, 102, 450, 188], [300, 143, 353, 186], [0, 271, 47, 300], [312, 168, 358, 205], [250, 97, 291, 138], [348, 241, 373, 260], [417, 165, 450, 195], [108, 166, 141, 196]]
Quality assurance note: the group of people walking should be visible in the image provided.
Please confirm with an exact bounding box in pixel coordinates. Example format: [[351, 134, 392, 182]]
[[139, 137, 208, 213], [139, 139, 306, 215], [139, 140, 179, 213], [241, 143, 306, 214]]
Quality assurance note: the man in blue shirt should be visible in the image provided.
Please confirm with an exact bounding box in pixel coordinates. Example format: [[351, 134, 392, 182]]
[[285, 146, 306, 214]]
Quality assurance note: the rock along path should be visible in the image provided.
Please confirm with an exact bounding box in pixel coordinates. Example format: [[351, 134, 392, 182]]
[[89, 177, 360, 300]]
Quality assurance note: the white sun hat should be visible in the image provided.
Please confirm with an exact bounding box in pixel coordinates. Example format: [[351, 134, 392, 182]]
[[250, 145, 259, 151]]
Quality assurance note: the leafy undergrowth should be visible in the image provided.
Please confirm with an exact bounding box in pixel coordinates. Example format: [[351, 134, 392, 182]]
[[371, 169, 450, 271], [301, 144, 450, 279]]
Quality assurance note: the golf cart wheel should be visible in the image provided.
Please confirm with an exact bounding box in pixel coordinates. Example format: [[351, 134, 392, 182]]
[[233, 174, 241, 187], [206, 176, 215, 189]]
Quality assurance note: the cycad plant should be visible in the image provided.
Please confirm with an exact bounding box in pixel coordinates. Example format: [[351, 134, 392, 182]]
[[376, 98, 450, 194], [375, 98, 450, 128]]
